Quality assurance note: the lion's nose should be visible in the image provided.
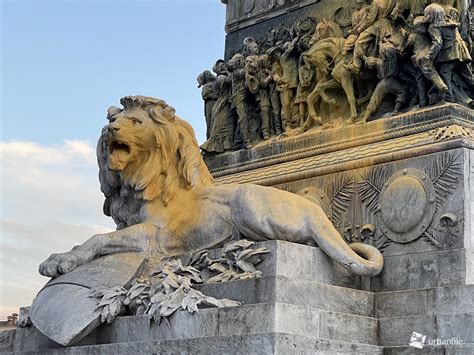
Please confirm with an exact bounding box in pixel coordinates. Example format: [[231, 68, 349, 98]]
[[108, 125, 120, 133]]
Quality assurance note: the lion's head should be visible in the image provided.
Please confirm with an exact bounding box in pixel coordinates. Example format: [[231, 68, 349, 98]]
[[98, 96, 213, 229]]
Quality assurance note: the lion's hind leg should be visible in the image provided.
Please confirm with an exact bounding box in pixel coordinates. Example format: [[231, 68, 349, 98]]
[[229, 185, 383, 276]]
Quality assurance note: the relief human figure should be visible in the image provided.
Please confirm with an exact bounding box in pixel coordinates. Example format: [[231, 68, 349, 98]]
[[228, 54, 253, 149], [391, 0, 432, 25], [345, 0, 398, 74], [344, 0, 371, 55], [361, 42, 407, 121], [197, 70, 217, 139], [260, 54, 283, 135], [245, 54, 283, 140], [398, 15, 449, 105], [294, 62, 316, 127], [242, 37, 260, 57], [268, 37, 300, 130], [425, 3, 474, 102], [200, 60, 235, 154]]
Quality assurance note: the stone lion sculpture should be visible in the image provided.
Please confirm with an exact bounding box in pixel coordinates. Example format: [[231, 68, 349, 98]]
[[39, 96, 383, 278]]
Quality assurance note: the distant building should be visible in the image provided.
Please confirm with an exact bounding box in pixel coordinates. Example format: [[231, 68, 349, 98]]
[[0, 313, 18, 328]]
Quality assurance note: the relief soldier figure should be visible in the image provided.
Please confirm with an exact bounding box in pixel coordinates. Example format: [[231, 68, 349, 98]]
[[294, 62, 316, 127], [245, 53, 283, 140], [228, 54, 253, 148], [197, 70, 217, 139], [201, 59, 235, 154], [398, 15, 449, 105], [425, 3, 474, 103], [362, 42, 406, 121], [346, 0, 398, 74], [344, 0, 371, 60], [391, 0, 431, 25], [269, 37, 300, 130], [260, 54, 283, 135], [199, 0, 474, 154]]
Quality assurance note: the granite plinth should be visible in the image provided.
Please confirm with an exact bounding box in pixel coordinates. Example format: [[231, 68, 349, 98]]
[[2, 241, 473, 354]]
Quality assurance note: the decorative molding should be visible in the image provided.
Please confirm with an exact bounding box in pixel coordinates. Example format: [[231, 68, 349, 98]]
[[222, 0, 318, 33], [431, 125, 474, 142], [358, 152, 463, 251], [208, 104, 474, 181]]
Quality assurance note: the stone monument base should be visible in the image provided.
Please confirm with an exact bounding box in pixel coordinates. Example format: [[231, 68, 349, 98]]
[[1, 241, 473, 354]]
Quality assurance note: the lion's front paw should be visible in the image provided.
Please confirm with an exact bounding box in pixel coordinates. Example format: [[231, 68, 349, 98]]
[[39, 252, 80, 278]]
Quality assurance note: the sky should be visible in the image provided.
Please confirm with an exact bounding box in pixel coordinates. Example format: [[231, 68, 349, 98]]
[[0, 0, 225, 319]]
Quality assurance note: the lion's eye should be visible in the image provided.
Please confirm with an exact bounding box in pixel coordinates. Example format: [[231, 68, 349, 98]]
[[131, 118, 142, 125]]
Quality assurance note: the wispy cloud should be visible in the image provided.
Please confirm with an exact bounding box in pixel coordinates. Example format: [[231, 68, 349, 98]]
[[0, 140, 115, 319]]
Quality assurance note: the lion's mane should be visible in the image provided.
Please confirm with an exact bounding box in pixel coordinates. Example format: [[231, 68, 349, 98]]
[[97, 96, 213, 230]]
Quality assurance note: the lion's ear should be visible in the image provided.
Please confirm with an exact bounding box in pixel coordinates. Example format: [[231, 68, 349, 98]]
[[149, 105, 176, 124], [107, 106, 122, 121], [149, 108, 167, 125]]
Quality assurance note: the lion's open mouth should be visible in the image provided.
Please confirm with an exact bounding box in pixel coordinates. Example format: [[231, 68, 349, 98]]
[[108, 140, 132, 170], [109, 140, 131, 155]]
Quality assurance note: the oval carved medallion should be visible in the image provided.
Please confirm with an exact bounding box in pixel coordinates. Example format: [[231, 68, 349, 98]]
[[378, 169, 436, 244]]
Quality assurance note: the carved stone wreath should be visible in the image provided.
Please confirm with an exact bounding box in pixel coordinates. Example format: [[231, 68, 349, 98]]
[[377, 169, 436, 244]]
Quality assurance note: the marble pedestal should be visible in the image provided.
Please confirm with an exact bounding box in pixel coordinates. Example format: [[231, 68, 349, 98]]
[[1, 104, 473, 354], [1, 240, 473, 354]]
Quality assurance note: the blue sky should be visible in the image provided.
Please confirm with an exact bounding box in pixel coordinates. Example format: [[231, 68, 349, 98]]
[[0, 0, 225, 318], [1, 0, 224, 144]]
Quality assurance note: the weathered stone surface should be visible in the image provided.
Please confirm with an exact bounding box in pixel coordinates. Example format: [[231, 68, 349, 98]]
[[30, 252, 146, 347], [207, 240, 361, 289], [371, 249, 468, 292], [428, 285, 474, 316], [376, 285, 474, 319], [2, 333, 383, 355], [0, 326, 60, 353], [2, 302, 380, 353], [379, 313, 474, 347], [4, 241, 473, 353], [206, 104, 474, 176], [383, 344, 474, 355], [375, 289, 430, 319], [319, 311, 378, 346], [197, 276, 375, 317]]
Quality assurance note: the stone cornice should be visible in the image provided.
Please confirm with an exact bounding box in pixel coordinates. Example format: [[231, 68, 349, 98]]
[[222, 0, 320, 33], [204, 104, 474, 185]]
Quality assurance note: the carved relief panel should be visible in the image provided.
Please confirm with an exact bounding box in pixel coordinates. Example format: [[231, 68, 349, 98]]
[[282, 150, 465, 255]]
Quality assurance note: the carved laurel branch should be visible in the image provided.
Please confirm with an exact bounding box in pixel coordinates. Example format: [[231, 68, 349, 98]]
[[89, 240, 270, 325], [357, 168, 393, 253], [326, 174, 356, 231], [426, 152, 462, 213], [422, 152, 462, 247], [358, 151, 462, 251], [358, 168, 393, 217]]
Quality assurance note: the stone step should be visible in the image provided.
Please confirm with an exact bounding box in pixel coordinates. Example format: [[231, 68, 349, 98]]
[[95, 303, 378, 346], [5, 333, 384, 355], [379, 312, 474, 347], [1, 303, 379, 353], [0, 326, 59, 354], [375, 284, 474, 319], [196, 275, 375, 317], [383, 344, 474, 354]]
